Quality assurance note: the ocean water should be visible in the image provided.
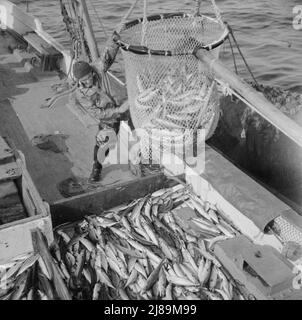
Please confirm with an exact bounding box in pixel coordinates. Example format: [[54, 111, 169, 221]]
[[12, 0, 302, 92]]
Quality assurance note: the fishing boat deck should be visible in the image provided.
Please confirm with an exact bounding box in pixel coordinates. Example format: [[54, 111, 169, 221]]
[[0, 30, 137, 203]]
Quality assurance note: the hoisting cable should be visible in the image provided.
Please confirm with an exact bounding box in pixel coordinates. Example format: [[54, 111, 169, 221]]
[[194, 0, 202, 16], [226, 23, 259, 87], [71, 0, 90, 61], [141, 0, 148, 46], [87, 0, 109, 38], [66, 0, 76, 31], [228, 35, 238, 75], [209, 0, 224, 27], [65, 0, 81, 62], [116, 0, 142, 33]]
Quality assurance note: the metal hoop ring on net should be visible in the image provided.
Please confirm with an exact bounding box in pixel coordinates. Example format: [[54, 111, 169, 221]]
[[117, 12, 229, 162]]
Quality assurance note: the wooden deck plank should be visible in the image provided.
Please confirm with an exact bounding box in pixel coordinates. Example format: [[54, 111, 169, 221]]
[[0, 32, 137, 204], [0, 98, 73, 202]]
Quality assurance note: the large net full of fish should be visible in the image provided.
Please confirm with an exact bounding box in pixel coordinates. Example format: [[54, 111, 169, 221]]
[[119, 13, 228, 162]]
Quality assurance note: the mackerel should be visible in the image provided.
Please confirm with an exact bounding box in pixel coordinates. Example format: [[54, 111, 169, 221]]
[[179, 263, 198, 283], [157, 268, 166, 298], [115, 243, 146, 259], [209, 265, 219, 291], [16, 254, 39, 278], [181, 247, 198, 273], [173, 263, 187, 278], [167, 275, 198, 287], [127, 257, 137, 274], [96, 268, 115, 289], [110, 227, 132, 240], [142, 259, 166, 293], [134, 262, 148, 279]]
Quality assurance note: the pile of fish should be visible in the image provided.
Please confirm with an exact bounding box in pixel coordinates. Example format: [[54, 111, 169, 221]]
[[0, 253, 60, 300], [134, 66, 217, 133], [50, 184, 246, 300]]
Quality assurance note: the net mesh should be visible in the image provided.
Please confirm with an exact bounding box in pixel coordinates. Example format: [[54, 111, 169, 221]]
[[120, 14, 227, 162], [274, 216, 302, 245]]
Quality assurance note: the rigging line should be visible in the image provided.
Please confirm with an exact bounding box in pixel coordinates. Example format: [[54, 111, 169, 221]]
[[116, 0, 142, 33], [87, 0, 109, 38], [209, 0, 224, 27], [62, 0, 79, 60], [72, 0, 89, 61], [228, 35, 238, 75], [194, 0, 202, 16], [226, 23, 259, 87], [66, 0, 76, 30], [141, 0, 148, 46]]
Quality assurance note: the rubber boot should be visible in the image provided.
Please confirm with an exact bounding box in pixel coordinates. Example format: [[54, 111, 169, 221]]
[[89, 162, 102, 182]]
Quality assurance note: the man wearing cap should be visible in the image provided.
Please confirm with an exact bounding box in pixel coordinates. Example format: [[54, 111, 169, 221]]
[[69, 32, 128, 182]]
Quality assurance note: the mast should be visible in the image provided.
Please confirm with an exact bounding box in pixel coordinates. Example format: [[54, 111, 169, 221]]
[[78, 0, 100, 61]]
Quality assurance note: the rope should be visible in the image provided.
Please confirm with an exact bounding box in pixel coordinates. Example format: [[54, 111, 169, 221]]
[[228, 35, 238, 75], [86, 0, 113, 98], [141, 0, 148, 46], [71, 0, 88, 61], [87, 0, 109, 38], [117, 0, 142, 33], [194, 0, 202, 16], [209, 0, 224, 27], [227, 23, 259, 87], [66, 0, 76, 31]]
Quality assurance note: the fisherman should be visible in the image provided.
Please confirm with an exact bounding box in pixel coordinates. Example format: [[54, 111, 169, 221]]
[[69, 31, 128, 182]]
